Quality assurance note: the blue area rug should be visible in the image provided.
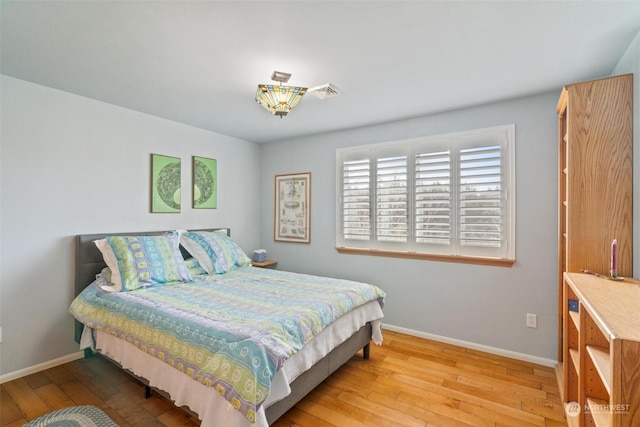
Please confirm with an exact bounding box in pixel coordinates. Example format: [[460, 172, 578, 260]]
[[23, 405, 118, 427]]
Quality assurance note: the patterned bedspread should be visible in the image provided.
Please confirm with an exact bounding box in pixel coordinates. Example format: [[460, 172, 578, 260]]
[[69, 266, 385, 423]]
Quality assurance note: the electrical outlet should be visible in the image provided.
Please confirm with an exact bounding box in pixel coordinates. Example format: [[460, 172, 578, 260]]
[[526, 313, 537, 329]]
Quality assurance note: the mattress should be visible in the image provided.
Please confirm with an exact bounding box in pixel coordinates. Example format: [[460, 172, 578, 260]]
[[71, 266, 385, 425], [84, 300, 383, 427]]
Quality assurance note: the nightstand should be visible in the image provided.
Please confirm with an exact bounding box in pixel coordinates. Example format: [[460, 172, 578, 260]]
[[251, 260, 277, 269]]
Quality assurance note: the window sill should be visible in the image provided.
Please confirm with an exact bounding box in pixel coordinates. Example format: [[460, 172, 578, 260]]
[[335, 247, 515, 267]]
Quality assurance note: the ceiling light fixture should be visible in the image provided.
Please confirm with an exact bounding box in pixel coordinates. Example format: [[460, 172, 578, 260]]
[[255, 71, 307, 118]]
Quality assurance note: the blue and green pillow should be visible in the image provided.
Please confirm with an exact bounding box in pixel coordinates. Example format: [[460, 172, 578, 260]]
[[94, 231, 193, 291], [180, 230, 251, 274]]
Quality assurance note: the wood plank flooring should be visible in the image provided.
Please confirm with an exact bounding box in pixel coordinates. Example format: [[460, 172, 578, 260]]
[[1, 331, 567, 426]]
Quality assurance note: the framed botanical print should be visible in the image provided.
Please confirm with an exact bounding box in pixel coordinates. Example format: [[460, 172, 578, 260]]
[[192, 156, 217, 209], [274, 172, 311, 243], [150, 153, 181, 213]]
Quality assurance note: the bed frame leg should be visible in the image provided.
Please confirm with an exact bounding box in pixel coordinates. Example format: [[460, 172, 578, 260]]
[[363, 343, 370, 360], [144, 385, 152, 399]]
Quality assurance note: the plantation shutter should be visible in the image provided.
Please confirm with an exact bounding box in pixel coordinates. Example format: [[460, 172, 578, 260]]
[[415, 150, 451, 245], [336, 124, 514, 260], [459, 144, 503, 249], [376, 154, 408, 242], [341, 157, 371, 241]]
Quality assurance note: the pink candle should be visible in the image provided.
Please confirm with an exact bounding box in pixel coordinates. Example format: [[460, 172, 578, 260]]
[[611, 239, 618, 274]]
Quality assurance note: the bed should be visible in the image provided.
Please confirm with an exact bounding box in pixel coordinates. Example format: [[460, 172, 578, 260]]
[[69, 229, 385, 426]]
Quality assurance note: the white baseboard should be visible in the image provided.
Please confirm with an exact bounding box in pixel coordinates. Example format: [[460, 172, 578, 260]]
[[0, 351, 85, 384], [382, 323, 557, 368], [1, 326, 556, 384]]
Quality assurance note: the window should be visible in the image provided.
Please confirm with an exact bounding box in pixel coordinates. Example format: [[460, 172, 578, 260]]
[[337, 125, 515, 263]]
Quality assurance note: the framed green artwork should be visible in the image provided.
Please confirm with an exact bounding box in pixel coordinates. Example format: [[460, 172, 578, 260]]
[[150, 153, 181, 213], [192, 156, 217, 209]]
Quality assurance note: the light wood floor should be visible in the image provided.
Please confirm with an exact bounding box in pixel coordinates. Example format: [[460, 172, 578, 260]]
[[1, 331, 567, 427]]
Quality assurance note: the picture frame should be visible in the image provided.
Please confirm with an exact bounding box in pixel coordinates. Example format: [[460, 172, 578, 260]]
[[150, 153, 181, 213], [192, 156, 217, 209], [274, 172, 311, 243]]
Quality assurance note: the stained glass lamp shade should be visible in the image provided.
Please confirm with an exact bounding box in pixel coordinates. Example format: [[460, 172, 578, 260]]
[[256, 84, 307, 117], [255, 71, 307, 117]]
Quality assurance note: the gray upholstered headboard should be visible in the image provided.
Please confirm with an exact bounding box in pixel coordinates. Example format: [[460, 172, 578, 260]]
[[74, 228, 229, 342]]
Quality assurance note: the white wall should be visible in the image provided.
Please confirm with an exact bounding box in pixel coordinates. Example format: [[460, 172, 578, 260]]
[[612, 31, 640, 277], [0, 76, 261, 376], [2, 28, 636, 376], [260, 92, 560, 361]]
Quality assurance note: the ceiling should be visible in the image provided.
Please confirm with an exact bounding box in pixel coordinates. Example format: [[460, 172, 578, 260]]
[[2, 1, 639, 144]]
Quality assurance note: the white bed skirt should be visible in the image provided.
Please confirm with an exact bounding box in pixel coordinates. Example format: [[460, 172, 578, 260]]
[[81, 300, 383, 427]]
